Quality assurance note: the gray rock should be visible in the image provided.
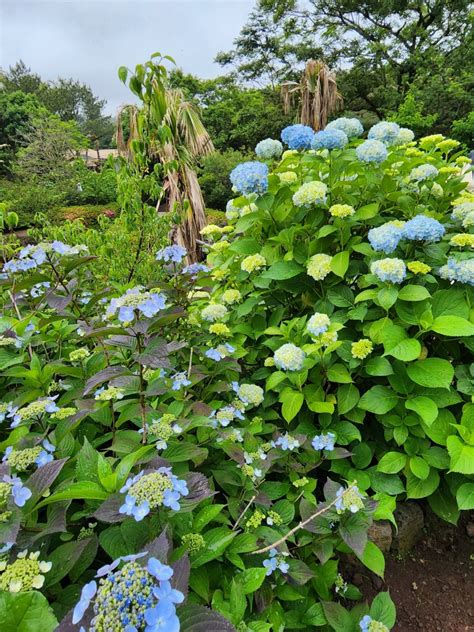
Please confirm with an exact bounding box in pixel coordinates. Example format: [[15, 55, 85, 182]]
[[391, 502, 424, 555], [368, 520, 393, 552]]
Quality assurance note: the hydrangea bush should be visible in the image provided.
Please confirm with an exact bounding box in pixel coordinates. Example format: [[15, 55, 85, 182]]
[[0, 118, 472, 631]]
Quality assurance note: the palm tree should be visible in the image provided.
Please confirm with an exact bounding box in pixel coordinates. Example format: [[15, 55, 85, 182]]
[[281, 59, 343, 131], [116, 57, 214, 262]]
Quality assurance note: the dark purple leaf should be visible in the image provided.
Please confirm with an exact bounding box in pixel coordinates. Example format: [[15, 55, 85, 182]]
[[0, 509, 20, 544], [179, 473, 214, 512], [172, 554, 190, 596], [57, 605, 94, 631], [299, 498, 333, 534], [338, 512, 371, 556], [92, 494, 126, 523], [84, 366, 131, 395], [323, 478, 341, 501], [25, 458, 68, 505], [178, 605, 237, 632], [144, 528, 171, 562], [45, 292, 73, 312], [286, 559, 314, 585], [21, 501, 70, 547], [192, 401, 212, 416]]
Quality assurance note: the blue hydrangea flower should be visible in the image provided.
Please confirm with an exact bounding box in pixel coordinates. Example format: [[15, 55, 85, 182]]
[[230, 161, 269, 195], [439, 258, 474, 286], [205, 344, 235, 361], [119, 494, 150, 522], [402, 215, 445, 242], [35, 439, 55, 467], [3, 474, 32, 507], [171, 372, 191, 391], [409, 163, 439, 181], [139, 294, 167, 318], [144, 600, 180, 632], [311, 129, 348, 150], [153, 580, 185, 605], [356, 140, 388, 163], [72, 580, 97, 624], [359, 615, 389, 632], [281, 124, 314, 150], [182, 263, 209, 278], [368, 223, 404, 253], [263, 549, 289, 576], [312, 432, 336, 451], [368, 121, 400, 145], [255, 138, 283, 159], [156, 245, 187, 264], [147, 559, 174, 581], [371, 258, 407, 283], [271, 433, 300, 451], [326, 117, 364, 138]]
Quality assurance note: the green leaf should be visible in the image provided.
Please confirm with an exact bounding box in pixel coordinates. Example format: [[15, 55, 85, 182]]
[[280, 390, 304, 422], [0, 591, 58, 632], [358, 386, 398, 414], [191, 527, 237, 568], [430, 315, 474, 337], [365, 357, 393, 376], [178, 604, 236, 631], [261, 261, 303, 280], [118, 66, 128, 83], [405, 396, 438, 425], [447, 436, 474, 474], [409, 456, 430, 480], [330, 251, 349, 278], [236, 568, 268, 594], [456, 483, 474, 510], [406, 358, 454, 389], [406, 469, 440, 498], [327, 364, 352, 383], [398, 285, 431, 301], [377, 452, 407, 474], [193, 504, 226, 532], [337, 383, 360, 415], [357, 540, 385, 577], [321, 601, 353, 632], [370, 592, 396, 627], [34, 482, 108, 509], [428, 486, 460, 525], [384, 337, 421, 362], [377, 287, 398, 310]]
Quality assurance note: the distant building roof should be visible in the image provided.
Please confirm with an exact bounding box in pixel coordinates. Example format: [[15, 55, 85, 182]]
[[79, 148, 119, 165]]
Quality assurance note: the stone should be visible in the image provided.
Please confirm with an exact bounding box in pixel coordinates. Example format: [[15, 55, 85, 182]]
[[391, 502, 424, 555], [466, 522, 474, 538], [368, 520, 393, 552]]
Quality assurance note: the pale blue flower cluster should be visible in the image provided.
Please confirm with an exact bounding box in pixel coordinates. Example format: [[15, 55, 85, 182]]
[[230, 161, 269, 195], [209, 403, 244, 428], [263, 548, 289, 576], [312, 432, 336, 451], [30, 282, 51, 298], [371, 258, 407, 283], [306, 312, 331, 336], [356, 140, 388, 163], [3, 241, 87, 276], [281, 124, 314, 150], [119, 467, 189, 522], [105, 288, 167, 323], [368, 223, 404, 253], [7, 396, 59, 429], [359, 615, 389, 632], [311, 129, 348, 150], [409, 163, 439, 181], [335, 484, 364, 513], [326, 117, 364, 138], [182, 263, 209, 278], [2, 474, 32, 507], [368, 121, 400, 145], [205, 343, 235, 361], [271, 433, 300, 451], [274, 343, 306, 371], [156, 245, 187, 264], [72, 554, 184, 632], [171, 372, 191, 391], [439, 258, 474, 286], [255, 138, 283, 160], [402, 215, 445, 242], [395, 127, 415, 145], [35, 439, 56, 467]]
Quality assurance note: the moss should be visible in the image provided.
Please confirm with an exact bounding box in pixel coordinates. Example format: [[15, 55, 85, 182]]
[[55, 203, 119, 226], [205, 208, 226, 226]]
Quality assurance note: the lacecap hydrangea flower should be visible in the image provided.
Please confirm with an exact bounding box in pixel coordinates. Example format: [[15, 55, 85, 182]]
[[356, 139, 388, 164], [156, 245, 187, 264], [274, 343, 305, 371], [438, 258, 474, 286], [0, 550, 52, 592], [409, 163, 439, 181], [255, 138, 283, 160], [311, 128, 348, 150], [205, 343, 235, 361], [241, 254, 266, 273], [371, 258, 406, 284], [335, 483, 364, 513], [293, 181, 327, 207], [359, 615, 390, 632], [281, 124, 314, 150], [263, 548, 289, 576], [326, 117, 364, 138], [230, 161, 269, 196], [306, 312, 330, 336], [3, 241, 88, 276], [307, 253, 332, 281], [1, 474, 32, 507], [105, 287, 166, 323], [312, 432, 336, 451], [73, 555, 184, 631], [402, 214, 445, 242], [368, 121, 400, 145], [119, 468, 189, 521], [368, 222, 404, 253], [272, 433, 300, 451]]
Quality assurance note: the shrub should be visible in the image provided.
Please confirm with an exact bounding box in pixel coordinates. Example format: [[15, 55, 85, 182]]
[[198, 149, 251, 210], [0, 120, 471, 632], [53, 203, 119, 226], [65, 161, 118, 206]]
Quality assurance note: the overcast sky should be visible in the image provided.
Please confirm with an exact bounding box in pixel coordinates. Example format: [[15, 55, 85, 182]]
[[0, 0, 255, 114]]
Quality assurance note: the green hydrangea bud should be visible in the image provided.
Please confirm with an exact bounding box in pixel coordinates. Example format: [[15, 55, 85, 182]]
[[181, 533, 205, 553]]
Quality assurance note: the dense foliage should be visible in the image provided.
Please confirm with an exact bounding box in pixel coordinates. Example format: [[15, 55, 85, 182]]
[[0, 106, 473, 631]]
